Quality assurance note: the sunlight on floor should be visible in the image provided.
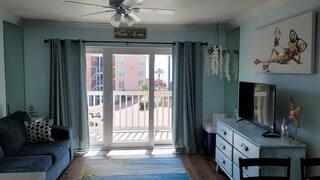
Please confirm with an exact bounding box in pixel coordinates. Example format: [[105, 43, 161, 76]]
[[84, 146, 176, 158], [107, 149, 149, 157]]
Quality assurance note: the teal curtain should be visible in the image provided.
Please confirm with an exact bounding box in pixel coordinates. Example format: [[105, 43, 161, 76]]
[[172, 42, 203, 153], [49, 39, 89, 155]]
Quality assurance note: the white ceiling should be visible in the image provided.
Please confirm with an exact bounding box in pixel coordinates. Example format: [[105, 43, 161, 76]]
[[0, 0, 280, 26]]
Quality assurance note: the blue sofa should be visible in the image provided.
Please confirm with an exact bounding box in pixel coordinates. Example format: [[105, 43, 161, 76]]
[[0, 112, 73, 180]]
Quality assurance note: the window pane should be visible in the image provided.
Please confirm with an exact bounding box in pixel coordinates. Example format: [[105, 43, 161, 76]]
[[89, 95, 94, 106], [95, 95, 100, 105], [154, 54, 173, 144], [112, 54, 150, 144], [139, 69, 144, 76], [119, 57, 125, 64], [138, 80, 144, 87], [86, 53, 104, 146]]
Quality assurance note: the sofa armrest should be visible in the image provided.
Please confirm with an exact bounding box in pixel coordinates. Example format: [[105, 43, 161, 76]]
[[51, 126, 74, 160], [52, 126, 72, 140]]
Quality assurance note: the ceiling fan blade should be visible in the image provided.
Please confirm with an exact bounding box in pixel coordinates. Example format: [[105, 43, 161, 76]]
[[65, 0, 113, 9], [123, 0, 144, 7], [81, 10, 115, 17], [128, 13, 141, 22], [133, 8, 175, 15]]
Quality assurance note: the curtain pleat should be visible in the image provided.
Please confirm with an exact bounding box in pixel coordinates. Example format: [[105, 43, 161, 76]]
[[49, 39, 89, 155], [172, 42, 203, 153]]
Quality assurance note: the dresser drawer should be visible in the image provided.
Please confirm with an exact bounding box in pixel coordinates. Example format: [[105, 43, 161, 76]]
[[234, 132, 259, 158], [216, 148, 232, 176], [233, 149, 259, 176], [233, 163, 250, 180], [233, 163, 241, 180], [217, 122, 233, 144], [216, 135, 232, 159]]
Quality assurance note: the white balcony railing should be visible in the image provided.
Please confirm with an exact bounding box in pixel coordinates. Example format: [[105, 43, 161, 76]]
[[87, 90, 172, 132]]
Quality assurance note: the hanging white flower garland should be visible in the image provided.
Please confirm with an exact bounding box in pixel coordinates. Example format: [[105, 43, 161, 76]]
[[210, 46, 219, 75], [205, 46, 239, 82], [224, 50, 231, 81]]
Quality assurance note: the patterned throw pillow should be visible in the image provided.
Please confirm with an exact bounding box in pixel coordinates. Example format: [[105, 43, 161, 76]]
[[24, 119, 54, 143]]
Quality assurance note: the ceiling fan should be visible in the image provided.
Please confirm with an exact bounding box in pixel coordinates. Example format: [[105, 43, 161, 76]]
[[65, 0, 175, 27]]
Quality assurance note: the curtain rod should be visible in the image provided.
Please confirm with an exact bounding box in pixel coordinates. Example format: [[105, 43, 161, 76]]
[[43, 39, 208, 46]]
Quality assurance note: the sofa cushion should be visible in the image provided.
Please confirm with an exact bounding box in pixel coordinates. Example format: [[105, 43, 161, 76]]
[[0, 119, 26, 154], [6, 111, 31, 123], [7, 140, 71, 164], [0, 111, 30, 152], [0, 155, 52, 173]]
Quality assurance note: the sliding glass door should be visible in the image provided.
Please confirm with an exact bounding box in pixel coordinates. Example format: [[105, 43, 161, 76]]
[[86, 46, 172, 148]]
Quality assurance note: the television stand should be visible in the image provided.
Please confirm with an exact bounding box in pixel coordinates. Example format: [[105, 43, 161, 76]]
[[262, 131, 281, 138], [215, 118, 306, 180]]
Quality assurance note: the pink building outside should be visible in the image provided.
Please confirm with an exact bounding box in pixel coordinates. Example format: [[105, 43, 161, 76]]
[[86, 54, 148, 92], [113, 54, 148, 91]]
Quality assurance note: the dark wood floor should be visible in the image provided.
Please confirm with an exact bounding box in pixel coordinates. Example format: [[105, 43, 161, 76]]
[[177, 153, 228, 180], [59, 153, 227, 180]]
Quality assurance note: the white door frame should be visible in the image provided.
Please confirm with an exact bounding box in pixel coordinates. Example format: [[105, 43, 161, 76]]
[[87, 46, 172, 149]]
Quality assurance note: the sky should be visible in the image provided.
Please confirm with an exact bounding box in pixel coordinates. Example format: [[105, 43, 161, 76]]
[[150, 55, 172, 84]]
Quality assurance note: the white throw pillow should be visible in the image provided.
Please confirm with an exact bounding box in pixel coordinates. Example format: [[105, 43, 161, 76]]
[[24, 119, 54, 143]]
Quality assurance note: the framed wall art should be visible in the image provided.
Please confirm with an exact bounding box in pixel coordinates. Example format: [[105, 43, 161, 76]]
[[252, 11, 316, 74]]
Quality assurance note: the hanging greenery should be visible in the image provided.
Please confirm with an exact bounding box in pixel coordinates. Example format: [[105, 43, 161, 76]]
[[204, 46, 239, 82]]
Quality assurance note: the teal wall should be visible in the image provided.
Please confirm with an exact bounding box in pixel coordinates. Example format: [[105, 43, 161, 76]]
[[224, 28, 240, 116], [4, 21, 25, 113], [0, 11, 21, 117], [239, 0, 320, 158], [23, 21, 225, 122]]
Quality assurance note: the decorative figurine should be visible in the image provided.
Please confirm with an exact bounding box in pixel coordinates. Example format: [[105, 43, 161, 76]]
[[287, 97, 302, 144]]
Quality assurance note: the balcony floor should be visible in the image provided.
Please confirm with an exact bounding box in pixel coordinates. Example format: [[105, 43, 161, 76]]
[[90, 130, 173, 145]]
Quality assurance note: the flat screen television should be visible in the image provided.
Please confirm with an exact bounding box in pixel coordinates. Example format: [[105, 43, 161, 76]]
[[238, 82, 276, 132]]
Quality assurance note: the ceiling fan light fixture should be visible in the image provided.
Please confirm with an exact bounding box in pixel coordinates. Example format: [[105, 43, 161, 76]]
[[110, 13, 123, 27]]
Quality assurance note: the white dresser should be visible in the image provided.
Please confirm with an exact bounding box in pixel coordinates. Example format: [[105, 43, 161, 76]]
[[215, 118, 306, 180]]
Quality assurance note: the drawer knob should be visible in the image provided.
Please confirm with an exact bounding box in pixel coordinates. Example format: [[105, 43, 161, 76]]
[[221, 159, 226, 164], [241, 143, 249, 151], [222, 145, 226, 150], [223, 131, 227, 135]]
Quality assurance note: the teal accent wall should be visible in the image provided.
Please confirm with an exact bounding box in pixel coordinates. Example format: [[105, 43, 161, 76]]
[[4, 21, 25, 113], [239, 0, 320, 160], [224, 28, 240, 116], [23, 21, 225, 122]]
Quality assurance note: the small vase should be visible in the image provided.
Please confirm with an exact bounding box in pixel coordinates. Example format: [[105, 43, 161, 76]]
[[280, 118, 289, 144], [233, 106, 239, 120], [290, 125, 300, 145]]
